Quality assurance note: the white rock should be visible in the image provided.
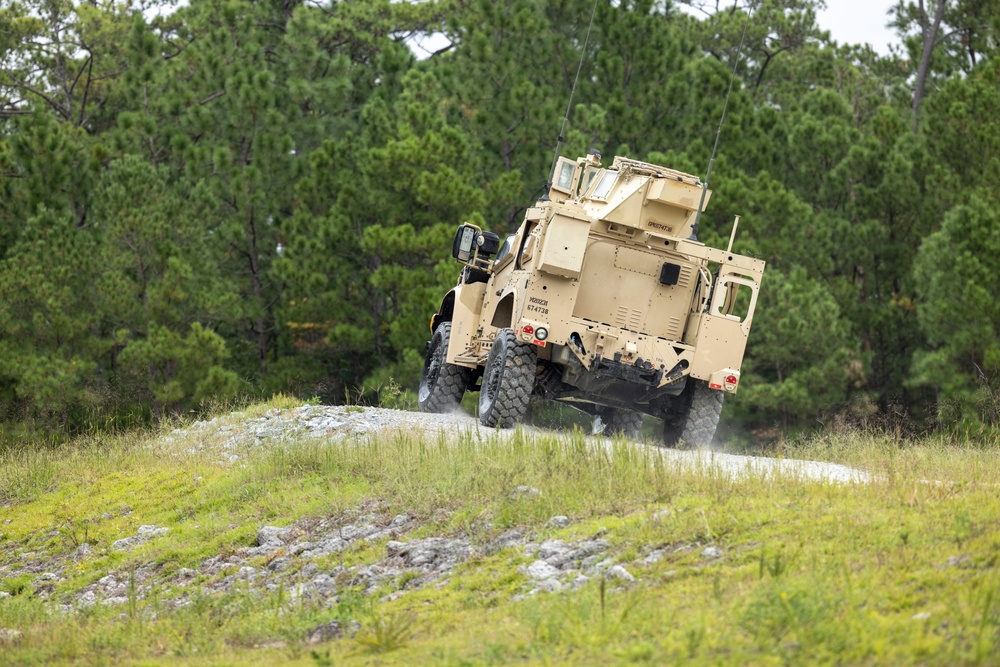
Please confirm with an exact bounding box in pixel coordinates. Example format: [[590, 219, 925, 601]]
[[535, 577, 563, 593], [538, 540, 568, 560], [307, 620, 343, 644], [110, 537, 135, 551], [548, 515, 571, 528], [525, 560, 560, 580], [596, 557, 616, 571], [643, 549, 665, 564], [912, 612, 932, 621], [701, 546, 724, 559], [112, 526, 167, 551], [606, 565, 635, 582], [256, 526, 289, 548], [493, 528, 525, 548]]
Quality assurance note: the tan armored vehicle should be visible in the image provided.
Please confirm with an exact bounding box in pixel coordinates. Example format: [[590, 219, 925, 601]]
[[418, 152, 765, 447]]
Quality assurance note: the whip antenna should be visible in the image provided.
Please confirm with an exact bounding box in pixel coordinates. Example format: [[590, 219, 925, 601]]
[[691, 3, 754, 239], [541, 0, 601, 201]]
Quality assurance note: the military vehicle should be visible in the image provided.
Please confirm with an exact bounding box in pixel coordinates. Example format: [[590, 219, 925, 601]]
[[417, 151, 765, 447]]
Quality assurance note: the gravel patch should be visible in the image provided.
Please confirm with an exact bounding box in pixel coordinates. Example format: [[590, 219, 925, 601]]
[[162, 404, 868, 484]]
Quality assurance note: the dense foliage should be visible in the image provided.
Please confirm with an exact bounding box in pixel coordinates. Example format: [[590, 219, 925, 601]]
[[1, 0, 998, 438]]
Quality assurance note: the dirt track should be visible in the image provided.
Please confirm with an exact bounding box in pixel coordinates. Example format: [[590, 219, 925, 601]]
[[169, 404, 870, 484]]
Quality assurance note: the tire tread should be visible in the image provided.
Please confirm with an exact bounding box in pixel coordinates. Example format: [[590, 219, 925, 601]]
[[419, 323, 473, 413], [479, 329, 536, 428], [603, 408, 644, 439]]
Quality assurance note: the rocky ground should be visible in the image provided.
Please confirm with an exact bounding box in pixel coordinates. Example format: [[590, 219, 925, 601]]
[[167, 404, 869, 484], [7, 497, 732, 635], [2, 404, 869, 644]]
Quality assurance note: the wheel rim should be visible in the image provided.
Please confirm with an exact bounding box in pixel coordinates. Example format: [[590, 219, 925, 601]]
[[419, 337, 442, 402], [484, 355, 502, 404]]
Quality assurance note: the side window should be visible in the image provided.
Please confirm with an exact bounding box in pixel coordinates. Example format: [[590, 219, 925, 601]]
[[711, 275, 759, 334], [585, 170, 618, 201], [494, 234, 516, 263], [581, 166, 600, 196], [550, 157, 579, 197], [555, 161, 576, 190], [516, 223, 539, 269]]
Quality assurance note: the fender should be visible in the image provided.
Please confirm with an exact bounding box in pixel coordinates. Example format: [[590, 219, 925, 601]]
[[436, 282, 489, 368], [430, 288, 458, 333]]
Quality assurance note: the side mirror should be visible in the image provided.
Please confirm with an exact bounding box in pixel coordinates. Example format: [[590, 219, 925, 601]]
[[452, 225, 477, 262]]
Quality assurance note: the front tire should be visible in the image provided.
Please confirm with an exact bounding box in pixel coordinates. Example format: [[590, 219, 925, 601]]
[[478, 328, 536, 428], [418, 322, 474, 413], [662, 380, 724, 449]]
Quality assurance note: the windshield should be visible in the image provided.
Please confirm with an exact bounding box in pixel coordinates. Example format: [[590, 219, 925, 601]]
[[494, 234, 516, 262]]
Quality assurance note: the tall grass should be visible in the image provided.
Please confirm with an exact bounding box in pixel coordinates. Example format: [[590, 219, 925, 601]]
[[2, 413, 1000, 665]]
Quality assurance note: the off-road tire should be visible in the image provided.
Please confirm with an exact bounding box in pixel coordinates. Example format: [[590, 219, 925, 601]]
[[478, 328, 537, 428], [662, 380, 724, 449], [602, 408, 644, 440], [418, 322, 474, 413]]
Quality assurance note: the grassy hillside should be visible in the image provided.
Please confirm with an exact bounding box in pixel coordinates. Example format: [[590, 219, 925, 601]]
[[1, 398, 998, 665]]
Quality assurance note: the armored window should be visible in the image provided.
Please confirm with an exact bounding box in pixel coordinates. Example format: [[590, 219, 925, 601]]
[[710, 274, 760, 335], [551, 157, 579, 196], [494, 234, 516, 263], [556, 161, 575, 190], [589, 170, 618, 200]]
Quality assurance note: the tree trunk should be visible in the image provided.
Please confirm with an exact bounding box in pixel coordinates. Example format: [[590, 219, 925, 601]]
[[912, 0, 947, 125], [247, 208, 268, 375]]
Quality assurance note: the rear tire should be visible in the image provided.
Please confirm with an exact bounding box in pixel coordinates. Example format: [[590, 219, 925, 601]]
[[601, 408, 644, 440], [662, 380, 724, 449], [478, 328, 536, 428], [418, 323, 474, 413]]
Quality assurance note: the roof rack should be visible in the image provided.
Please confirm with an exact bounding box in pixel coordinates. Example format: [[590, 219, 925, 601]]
[[610, 156, 702, 187]]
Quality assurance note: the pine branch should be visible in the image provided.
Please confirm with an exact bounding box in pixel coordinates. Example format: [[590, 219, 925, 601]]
[[199, 90, 226, 105]]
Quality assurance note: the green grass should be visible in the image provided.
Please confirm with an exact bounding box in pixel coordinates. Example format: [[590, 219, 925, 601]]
[[1, 404, 999, 665]]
